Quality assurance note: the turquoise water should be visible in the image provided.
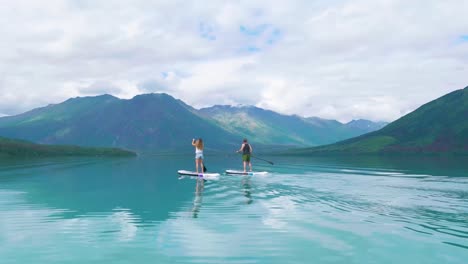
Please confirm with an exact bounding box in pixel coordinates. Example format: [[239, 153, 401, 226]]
[[0, 155, 467, 263]]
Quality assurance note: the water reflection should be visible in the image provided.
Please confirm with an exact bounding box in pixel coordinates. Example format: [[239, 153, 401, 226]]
[[241, 177, 253, 205], [192, 178, 205, 218], [0, 156, 195, 224]]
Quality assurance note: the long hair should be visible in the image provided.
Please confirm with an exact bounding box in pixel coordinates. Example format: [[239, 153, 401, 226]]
[[196, 138, 204, 150]]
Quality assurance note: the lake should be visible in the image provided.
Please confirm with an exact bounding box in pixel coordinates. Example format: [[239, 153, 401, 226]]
[[0, 154, 467, 263]]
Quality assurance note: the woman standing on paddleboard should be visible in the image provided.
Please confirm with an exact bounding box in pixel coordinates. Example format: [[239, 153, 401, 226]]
[[236, 138, 253, 172], [192, 138, 204, 174]]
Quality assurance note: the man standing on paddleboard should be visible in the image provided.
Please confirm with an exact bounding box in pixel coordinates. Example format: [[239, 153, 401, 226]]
[[236, 138, 253, 172]]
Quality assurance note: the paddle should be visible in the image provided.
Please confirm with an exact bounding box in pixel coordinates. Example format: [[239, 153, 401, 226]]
[[203, 164, 207, 172], [251, 155, 274, 165]]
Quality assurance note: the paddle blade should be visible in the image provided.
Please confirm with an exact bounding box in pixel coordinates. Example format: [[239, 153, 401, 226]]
[[203, 165, 207, 172]]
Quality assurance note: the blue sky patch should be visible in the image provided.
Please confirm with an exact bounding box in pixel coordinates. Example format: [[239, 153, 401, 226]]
[[240, 24, 270, 36], [267, 28, 281, 45], [199, 22, 216, 41], [460, 35, 468, 41], [246, 46, 261, 53], [239, 24, 282, 52]]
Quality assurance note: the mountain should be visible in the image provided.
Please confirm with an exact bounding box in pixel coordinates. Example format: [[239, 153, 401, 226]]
[[199, 105, 385, 146], [0, 93, 239, 151], [0, 93, 387, 152], [345, 119, 388, 133], [287, 86, 468, 155], [0, 136, 136, 158]]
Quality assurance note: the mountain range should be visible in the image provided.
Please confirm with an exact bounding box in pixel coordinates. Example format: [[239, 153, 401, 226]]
[[287, 86, 468, 155], [0, 93, 386, 152], [199, 105, 386, 146]]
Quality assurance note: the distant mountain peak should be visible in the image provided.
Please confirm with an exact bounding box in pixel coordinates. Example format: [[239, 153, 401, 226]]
[[345, 119, 388, 131], [206, 104, 258, 109], [62, 94, 120, 107], [200, 104, 263, 113], [236, 104, 257, 108], [131, 92, 174, 100], [69, 94, 118, 100]]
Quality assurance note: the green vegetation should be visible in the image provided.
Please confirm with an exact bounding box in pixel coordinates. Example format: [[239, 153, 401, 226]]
[[286, 86, 468, 155], [291, 136, 397, 154], [199, 105, 386, 147], [0, 136, 136, 158]]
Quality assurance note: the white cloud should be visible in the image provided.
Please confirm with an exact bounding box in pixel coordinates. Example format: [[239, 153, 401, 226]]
[[78, 80, 123, 96], [0, 0, 467, 122]]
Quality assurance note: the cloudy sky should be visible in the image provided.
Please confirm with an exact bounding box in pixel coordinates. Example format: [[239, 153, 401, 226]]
[[0, 0, 467, 122]]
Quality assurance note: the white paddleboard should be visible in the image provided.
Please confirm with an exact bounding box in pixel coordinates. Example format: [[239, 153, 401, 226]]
[[225, 170, 268, 176], [178, 170, 220, 179]]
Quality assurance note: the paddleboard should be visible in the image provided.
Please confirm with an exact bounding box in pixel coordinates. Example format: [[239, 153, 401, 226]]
[[225, 170, 268, 176], [178, 170, 220, 179]]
